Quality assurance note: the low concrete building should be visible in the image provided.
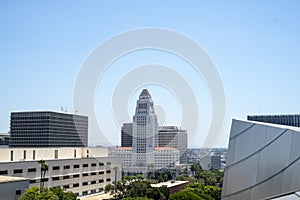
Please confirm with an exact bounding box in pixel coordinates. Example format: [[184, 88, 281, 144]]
[[0, 147, 121, 197], [151, 180, 189, 194], [0, 175, 29, 200], [109, 147, 179, 175]]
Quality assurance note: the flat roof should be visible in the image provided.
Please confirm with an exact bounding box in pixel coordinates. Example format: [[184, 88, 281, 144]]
[[10, 110, 88, 117], [151, 180, 188, 188], [0, 176, 29, 183], [234, 118, 300, 132], [112, 147, 178, 151]]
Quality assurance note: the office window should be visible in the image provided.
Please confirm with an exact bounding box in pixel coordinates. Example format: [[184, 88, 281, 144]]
[[82, 173, 89, 177], [33, 150, 35, 160], [73, 183, 79, 188], [106, 162, 111, 165], [63, 175, 70, 179], [73, 164, 80, 169], [16, 190, 21, 195], [54, 150, 58, 159], [74, 149, 76, 158], [87, 150, 89, 158], [23, 150, 26, 160], [106, 170, 111, 174], [106, 178, 111, 182], [63, 165, 70, 170], [10, 150, 13, 161], [99, 162, 104, 166], [0, 170, 8, 175], [91, 172, 97, 176], [63, 185, 70, 189], [99, 179, 104, 183], [91, 180, 96, 184], [91, 163, 97, 167], [82, 191, 88, 195], [52, 177, 59, 181], [99, 188, 103, 192], [82, 182, 88, 186], [83, 164, 88, 168], [14, 169, 23, 174], [73, 174, 80, 178], [28, 168, 36, 173], [30, 180, 36, 184], [99, 171, 104, 175], [52, 166, 60, 170]]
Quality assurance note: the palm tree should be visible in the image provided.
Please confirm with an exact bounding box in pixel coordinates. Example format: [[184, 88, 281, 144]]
[[38, 159, 48, 192], [113, 166, 118, 199], [147, 163, 154, 179]]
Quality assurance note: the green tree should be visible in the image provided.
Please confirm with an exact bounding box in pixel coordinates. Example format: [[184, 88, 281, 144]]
[[183, 181, 220, 200], [38, 160, 48, 192], [135, 174, 145, 180], [169, 191, 203, 200], [203, 185, 222, 200], [175, 175, 188, 181], [105, 176, 172, 200], [36, 189, 59, 200], [20, 186, 78, 200], [20, 187, 58, 200], [191, 163, 202, 174], [145, 188, 160, 200], [159, 185, 170, 200], [122, 197, 153, 200], [19, 186, 40, 200], [127, 180, 150, 197], [105, 179, 128, 199], [50, 187, 77, 200]]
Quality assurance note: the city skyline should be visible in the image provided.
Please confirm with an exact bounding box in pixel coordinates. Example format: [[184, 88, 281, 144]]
[[1, 1, 300, 148]]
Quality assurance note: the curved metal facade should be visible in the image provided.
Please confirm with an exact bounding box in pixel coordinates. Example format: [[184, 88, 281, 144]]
[[222, 119, 300, 200]]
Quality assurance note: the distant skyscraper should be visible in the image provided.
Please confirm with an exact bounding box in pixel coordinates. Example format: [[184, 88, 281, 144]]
[[9, 111, 88, 147], [110, 89, 181, 175], [158, 126, 188, 164], [0, 133, 9, 146], [132, 89, 158, 167], [247, 114, 300, 127], [121, 123, 133, 147]]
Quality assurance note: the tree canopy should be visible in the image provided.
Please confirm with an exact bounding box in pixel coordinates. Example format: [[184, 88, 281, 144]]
[[169, 191, 203, 200], [105, 176, 169, 200], [20, 186, 78, 200]]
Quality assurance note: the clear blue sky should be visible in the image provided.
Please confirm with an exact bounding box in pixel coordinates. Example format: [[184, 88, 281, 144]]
[[1, 1, 300, 147]]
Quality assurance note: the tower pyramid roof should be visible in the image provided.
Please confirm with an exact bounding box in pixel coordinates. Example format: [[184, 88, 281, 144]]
[[139, 89, 151, 98]]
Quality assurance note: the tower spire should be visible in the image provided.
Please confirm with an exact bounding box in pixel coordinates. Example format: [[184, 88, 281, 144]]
[[139, 88, 151, 99]]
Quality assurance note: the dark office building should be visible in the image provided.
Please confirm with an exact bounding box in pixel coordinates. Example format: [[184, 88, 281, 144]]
[[247, 114, 300, 127], [121, 123, 132, 147], [158, 126, 188, 164], [0, 133, 9, 146], [211, 155, 221, 170], [9, 111, 88, 147]]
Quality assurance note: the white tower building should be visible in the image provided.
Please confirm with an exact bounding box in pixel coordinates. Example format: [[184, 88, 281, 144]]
[[132, 89, 158, 168]]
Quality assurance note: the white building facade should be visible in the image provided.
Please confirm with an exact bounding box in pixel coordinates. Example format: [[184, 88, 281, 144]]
[[109, 147, 179, 172], [0, 147, 121, 197], [132, 89, 158, 169]]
